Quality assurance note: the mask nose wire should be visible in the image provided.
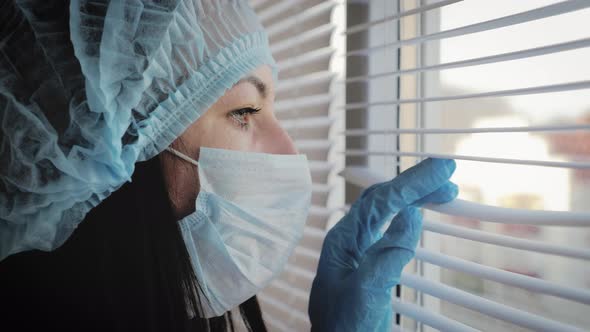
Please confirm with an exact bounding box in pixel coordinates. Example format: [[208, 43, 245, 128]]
[[166, 147, 199, 167]]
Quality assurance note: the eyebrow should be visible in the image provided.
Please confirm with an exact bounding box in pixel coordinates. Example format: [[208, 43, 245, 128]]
[[235, 75, 267, 99]]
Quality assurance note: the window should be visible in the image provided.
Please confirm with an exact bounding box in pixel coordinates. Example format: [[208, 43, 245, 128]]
[[418, 1, 590, 330], [254, 0, 590, 331]]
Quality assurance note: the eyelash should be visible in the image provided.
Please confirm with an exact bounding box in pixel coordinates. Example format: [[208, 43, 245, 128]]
[[228, 107, 261, 130]]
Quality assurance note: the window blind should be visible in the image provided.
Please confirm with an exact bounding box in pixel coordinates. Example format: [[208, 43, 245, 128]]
[[340, 0, 590, 331], [251, 1, 342, 331], [254, 0, 589, 331]]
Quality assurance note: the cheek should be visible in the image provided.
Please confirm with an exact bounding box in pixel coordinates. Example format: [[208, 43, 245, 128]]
[[199, 120, 255, 152], [159, 150, 201, 219]]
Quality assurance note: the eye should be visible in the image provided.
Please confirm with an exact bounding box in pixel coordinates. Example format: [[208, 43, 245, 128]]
[[227, 107, 261, 130]]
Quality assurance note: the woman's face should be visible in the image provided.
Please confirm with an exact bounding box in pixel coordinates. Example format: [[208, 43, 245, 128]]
[[160, 65, 297, 219]]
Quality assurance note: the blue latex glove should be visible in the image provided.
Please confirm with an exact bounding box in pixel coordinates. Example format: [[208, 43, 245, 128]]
[[309, 158, 458, 332]]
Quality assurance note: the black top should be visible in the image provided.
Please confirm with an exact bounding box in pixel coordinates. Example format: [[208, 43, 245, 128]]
[[1, 249, 103, 331]]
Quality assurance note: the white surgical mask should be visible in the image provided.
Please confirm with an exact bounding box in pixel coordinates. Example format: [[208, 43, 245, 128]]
[[166, 146, 312, 318]]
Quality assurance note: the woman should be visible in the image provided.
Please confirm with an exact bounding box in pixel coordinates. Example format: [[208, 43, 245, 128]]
[[0, 1, 458, 331]]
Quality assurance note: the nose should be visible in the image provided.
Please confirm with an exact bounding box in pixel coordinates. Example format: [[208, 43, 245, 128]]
[[264, 117, 298, 155]]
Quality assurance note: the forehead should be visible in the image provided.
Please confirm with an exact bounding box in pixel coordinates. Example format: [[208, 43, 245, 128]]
[[245, 65, 274, 89], [232, 65, 274, 95], [211, 65, 275, 109]]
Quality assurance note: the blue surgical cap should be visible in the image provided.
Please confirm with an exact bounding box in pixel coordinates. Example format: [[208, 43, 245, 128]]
[[0, 0, 276, 260]]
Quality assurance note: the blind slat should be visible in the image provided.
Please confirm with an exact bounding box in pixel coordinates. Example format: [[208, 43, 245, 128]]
[[415, 248, 590, 304], [340, 123, 590, 136], [275, 93, 332, 112], [344, 37, 590, 81], [391, 300, 479, 332], [293, 248, 320, 267], [295, 139, 332, 150], [400, 273, 585, 332], [342, 150, 590, 169], [250, 0, 270, 10], [276, 70, 335, 93], [346, 0, 590, 56], [312, 183, 331, 193], [281, 116, 334, 130], [258, 295, 309, 324], [271, 24, 335, 54], [278, 47, 334, 72], [258, 0, 300, 23], [391, 325, 414, 332], [344, 0, 463, 35], [423, 219, 590, 260], [284, 264, 315, 282], [309, 205, 332, 217], [425, 199, 590, 226], [308, 160, 333, 172], [342, 80, 590, 109], [271, 278, 310, 301], [338, 166, 398, 188], [338, 167, 590, 224], [266, 1, 337, 38], [263, 316, 293, 332], [302, 226, 326, 241]]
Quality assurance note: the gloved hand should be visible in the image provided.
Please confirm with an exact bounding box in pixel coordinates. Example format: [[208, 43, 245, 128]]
[[309, 158, 458, 332]]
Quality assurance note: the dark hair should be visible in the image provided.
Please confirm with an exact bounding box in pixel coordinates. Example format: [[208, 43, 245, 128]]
[[0, 155, 267, 332]]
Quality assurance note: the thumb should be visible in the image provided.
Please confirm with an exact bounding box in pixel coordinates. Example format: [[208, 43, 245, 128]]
[[356, 207, 422, 290]]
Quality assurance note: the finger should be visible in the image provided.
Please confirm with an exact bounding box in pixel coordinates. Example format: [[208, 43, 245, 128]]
[[353, 158, 455, 217], [356, 207, 422, 289], [412, 181, 458, 206], [347, 181, 455, 259], [382, 158, 456, 205], [346, 158, 454, 239], [320, 159, 454, 276]]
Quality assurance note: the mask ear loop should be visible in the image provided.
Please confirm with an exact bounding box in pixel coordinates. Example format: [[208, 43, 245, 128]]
[[166, 147, 199, 167], [167, 80, 217, 169], [166, 87, 207, 169]]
